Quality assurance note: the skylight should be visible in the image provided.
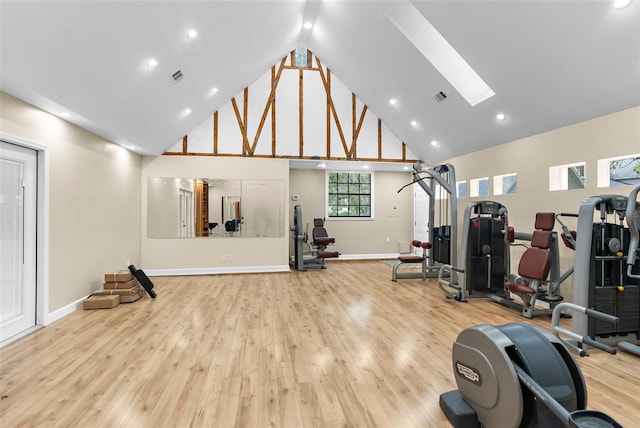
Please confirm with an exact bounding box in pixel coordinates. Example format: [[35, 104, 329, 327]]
[[385, 3, 495, 107]]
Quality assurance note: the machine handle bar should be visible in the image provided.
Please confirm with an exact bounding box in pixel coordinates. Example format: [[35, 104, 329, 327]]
[[584, 307, 619, 324], [558, 212, 579, 217]]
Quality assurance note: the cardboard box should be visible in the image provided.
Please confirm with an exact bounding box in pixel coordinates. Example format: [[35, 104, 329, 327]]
[[83, 294, 120, 310], [93, 284, 144, 297], [104, 270, 133, 283], [119, 288, 144, 303], [103, 278, 138, 290]]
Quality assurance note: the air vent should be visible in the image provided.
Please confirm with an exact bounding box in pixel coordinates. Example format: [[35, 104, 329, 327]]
[[433, 91, 447, 102], [171, 69, 184, 84]]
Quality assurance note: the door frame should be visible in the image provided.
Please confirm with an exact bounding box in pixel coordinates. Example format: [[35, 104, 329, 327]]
[[0, 133, 49, 346]]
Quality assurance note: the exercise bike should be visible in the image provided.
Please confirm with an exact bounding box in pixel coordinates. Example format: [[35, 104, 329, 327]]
[[440, 304, 623, 427]]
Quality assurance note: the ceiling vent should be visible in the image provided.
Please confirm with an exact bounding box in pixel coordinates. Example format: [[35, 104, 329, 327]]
[[171, 69, 184, 84], [433, 90, 447, 102]]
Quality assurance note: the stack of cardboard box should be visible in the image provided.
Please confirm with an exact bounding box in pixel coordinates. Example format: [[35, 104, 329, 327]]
[[83, 270, 146, 310]]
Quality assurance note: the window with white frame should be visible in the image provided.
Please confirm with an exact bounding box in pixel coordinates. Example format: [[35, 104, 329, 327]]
[[494, 173, 517, 195], [597, 154, 640, 187], [549, 162, 586, 191], [327, 172, 373, 218], [470, 177, 489, 197]]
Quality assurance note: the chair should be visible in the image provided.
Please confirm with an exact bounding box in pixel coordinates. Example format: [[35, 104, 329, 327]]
[[391, 240, 432, 281], [311, 218, 339, 265], [504, 212, 554, 318]]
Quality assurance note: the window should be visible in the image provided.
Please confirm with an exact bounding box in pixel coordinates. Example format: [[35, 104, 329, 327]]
[[457, 181, 467, 198], [549, 162, 586, 191], [470, 177, 489, 197], [494, 173, 517, 195], [597, 154, 640, 187], [294, 47, 309, 68], [327, 172, 372, 218]]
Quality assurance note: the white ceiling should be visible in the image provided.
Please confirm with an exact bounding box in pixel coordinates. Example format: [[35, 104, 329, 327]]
[[1, 1, 639, 165]]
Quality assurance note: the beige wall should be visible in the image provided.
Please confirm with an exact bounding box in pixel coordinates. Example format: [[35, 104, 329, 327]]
[[444, 106, 640, 300], [289, 169, 414, 256], [141, 156, 290, 270], [0, 92, 141, 313]]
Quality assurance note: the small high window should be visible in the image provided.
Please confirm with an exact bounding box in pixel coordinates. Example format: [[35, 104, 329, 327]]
[[470, 177, 489, 197], [494, 173, 517, 195], [549, 162, 586, 191], [294, 47, 309, 68], [457, 181, 467, 198], [597, 154, 640, 187]]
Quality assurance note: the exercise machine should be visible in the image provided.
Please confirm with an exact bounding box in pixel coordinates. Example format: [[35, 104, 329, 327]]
[[571, 187, 640, 353], [439, 305, 622, 428], [397, 162, 458, 278], [290, 205, 339, 271], [391, 240, 431, 281], [438, 200, 509, 301], [494, 212, 572, 318]]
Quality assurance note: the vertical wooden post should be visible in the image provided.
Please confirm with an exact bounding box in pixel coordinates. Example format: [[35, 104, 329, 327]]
[[182, 135, 188, 154]]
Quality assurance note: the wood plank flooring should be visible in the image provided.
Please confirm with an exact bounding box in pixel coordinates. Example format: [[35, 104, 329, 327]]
[[1, 260, 637, 427]]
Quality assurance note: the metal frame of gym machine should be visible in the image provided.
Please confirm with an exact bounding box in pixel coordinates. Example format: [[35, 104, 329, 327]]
[[439, 201, 571, 318], [571, 186, 640, 356], [407, 162, 458, 278], [438, 200, 510, 302]]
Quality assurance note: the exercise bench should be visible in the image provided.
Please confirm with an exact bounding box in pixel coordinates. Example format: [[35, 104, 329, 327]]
[[391, 240, 432, 281]]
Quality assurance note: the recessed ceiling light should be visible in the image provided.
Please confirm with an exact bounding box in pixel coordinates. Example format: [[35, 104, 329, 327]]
[[389, 98, 398, 106], [187, 29, 197, 39], [430, 140, 439, 147], [496, 113, 506, 121], [613, 0, 632, 8], [182, 108, 192, 117], [410, 120, 419, 128], [210, 87, 219, 96], [146, 58, 158, 68], [303, 22, 313, 30]]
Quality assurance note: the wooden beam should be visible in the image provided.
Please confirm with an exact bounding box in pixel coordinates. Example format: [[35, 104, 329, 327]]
[[213, 111, 218, 155], [182, 135, 188, 154], [315, 56, 350, 158], [231, 97, 251, 155], [325, 60, 331, 159], [402, 142, 406, 161], [243, 88, 249, 156], [299, 68, 304, 157], [271, 66, 277, 157], [250, 57, 286, 154], [378, 119, 382, 160], [349, 102, 367, 159]]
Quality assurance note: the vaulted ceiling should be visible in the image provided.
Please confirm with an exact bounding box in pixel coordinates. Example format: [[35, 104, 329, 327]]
[[1, 1, 638, 165]]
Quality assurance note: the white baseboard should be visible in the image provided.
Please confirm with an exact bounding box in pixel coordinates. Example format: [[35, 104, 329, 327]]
[[45, 295, 87, 325], [144, 264, 292, 277]]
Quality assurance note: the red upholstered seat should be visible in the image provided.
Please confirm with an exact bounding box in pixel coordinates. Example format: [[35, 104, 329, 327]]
[[398, 255, 425, 263], [312, 218, 335, 246], [504, 281, 536, 295]]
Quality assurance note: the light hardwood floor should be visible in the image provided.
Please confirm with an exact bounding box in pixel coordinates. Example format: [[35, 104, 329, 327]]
[[1, 260, 637, 427]]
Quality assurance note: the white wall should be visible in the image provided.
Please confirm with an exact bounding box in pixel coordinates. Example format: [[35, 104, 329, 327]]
[[0, 92, 142, 313]]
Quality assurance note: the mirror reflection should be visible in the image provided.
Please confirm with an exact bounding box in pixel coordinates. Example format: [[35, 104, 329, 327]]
[[147, 178, 284, 238]]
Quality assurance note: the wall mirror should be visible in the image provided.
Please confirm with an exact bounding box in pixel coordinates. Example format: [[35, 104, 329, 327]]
[[147, 178, 285, 238]]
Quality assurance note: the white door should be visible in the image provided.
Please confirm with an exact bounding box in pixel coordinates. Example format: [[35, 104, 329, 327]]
[[413, 183, 430, 255], [0, 142, 37, 343], [179, 189, 194, 237]]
